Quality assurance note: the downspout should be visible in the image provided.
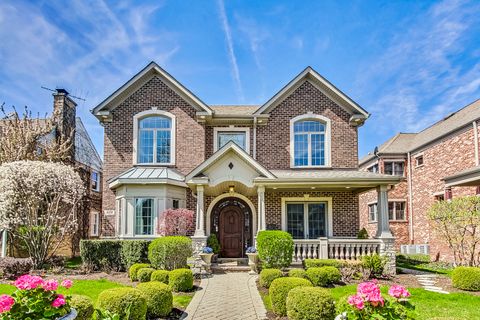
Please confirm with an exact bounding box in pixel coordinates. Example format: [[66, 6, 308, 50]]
[[473, 121, 479, 166], [253, 116, 257, 160], [407, 152, 414, 244]]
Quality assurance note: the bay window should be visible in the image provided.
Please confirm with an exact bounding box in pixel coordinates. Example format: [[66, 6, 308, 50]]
[[135, 198, 154, 235], [384, 161, 404, 176]]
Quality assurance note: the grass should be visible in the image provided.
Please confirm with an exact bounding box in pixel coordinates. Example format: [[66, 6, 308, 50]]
[[396, 254, 454, 276]]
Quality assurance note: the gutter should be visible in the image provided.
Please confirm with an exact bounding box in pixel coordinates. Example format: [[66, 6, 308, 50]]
[[473, 121, 479, 166], [407, 152, 414, 244]]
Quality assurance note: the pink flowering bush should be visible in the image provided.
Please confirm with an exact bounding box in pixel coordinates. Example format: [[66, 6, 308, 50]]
[[0, 274, 73, 319], [158, 208, 194, 236], [337, 281, 415, 319]]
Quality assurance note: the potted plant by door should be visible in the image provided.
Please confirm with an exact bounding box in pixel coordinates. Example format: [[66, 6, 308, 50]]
[[200, 247, 214, 270], [246, 247, 259, 274]]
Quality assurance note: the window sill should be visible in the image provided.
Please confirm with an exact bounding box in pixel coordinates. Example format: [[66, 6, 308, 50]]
[[134, 163, 175, 167], [290, 165, 332, 169], [390, 220, 408, 223], [415, 164, 424, 169]]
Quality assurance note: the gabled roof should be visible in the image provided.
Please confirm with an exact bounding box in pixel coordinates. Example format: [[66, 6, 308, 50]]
[[186, 141, 275, 182], [75, 117, 103, 172], [359, 133, 416, 166], [210, 105, 259, 115], [91, 61, 212, 118], [254, 67, 369, 118]]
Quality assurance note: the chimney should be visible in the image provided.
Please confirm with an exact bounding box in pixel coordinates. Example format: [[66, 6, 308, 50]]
[[53, 88, 77, 162]]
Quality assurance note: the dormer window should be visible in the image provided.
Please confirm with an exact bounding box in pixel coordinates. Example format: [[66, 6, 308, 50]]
[[290, 114, 331, 168], [133, 110, 176, 165]]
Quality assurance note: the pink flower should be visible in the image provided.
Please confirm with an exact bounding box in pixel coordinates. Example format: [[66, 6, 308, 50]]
[[0, 295, 15, 313], [14, 275, 44, 290], [52, 294, 66, 308], [388, 285, 411, 299], [357, 281, 384, 307], [347, 294, 365, 310], [61, 279, 73, 289], [42, 279, 59, 291]]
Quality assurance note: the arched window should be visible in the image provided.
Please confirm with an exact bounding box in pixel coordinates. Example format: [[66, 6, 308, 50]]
[[134, 110, 175, 165], [290, 114, 331, 167]]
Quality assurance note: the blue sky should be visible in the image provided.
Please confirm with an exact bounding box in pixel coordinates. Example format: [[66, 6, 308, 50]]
[[1, 0, 480, 158]]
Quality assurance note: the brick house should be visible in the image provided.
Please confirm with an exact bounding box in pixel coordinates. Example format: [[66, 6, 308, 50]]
[[92, 62, 401, 271], [359, 99, 480, 261]]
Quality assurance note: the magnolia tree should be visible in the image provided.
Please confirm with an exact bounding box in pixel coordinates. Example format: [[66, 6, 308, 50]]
[[0, 161, 85, 268], [158, 208, 194, 236], [428, 196, 480, 266]]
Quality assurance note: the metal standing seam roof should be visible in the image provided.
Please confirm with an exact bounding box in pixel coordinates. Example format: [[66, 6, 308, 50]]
[[265, 169, 401, 181], [109, 167, 185, 183]]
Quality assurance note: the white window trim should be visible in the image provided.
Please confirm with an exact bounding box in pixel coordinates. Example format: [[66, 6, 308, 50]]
[[281, 197, 333, 238], [134, 197, 157, 236], [414, 153, 424, 168], [289, 114, 332, 168], [368, 200, 407, 222], [383, 160, 405, 176], [368, 202, 378, 222], [213, 126, 250, 153], [91, 171, 100, 192], [132, 109, 176, 166], [91, 211, 99, 236]]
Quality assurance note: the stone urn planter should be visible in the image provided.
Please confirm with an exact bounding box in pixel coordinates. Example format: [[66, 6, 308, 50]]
[[246, 247, 259, 274], [200, 252, 214, 265], [58, 308, 77, 320]]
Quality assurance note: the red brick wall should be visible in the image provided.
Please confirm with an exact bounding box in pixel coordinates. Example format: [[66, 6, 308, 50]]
[[256, 80, 358, 169]]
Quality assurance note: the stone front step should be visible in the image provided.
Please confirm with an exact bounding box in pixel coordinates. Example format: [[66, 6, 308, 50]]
[[211, 265, 251, 273]]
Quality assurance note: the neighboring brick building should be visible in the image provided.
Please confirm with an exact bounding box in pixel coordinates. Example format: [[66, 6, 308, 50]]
[[92, 62, 400, 271], [359, 99, 480, 261]]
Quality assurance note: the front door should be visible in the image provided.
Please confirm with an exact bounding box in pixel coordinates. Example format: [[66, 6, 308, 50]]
[[219, 206, 244, 258]]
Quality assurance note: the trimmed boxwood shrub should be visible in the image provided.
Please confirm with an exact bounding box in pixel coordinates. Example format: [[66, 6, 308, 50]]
[[137, 267, 155, 283], [260, 268, 283, 288], [303, 259, 343, 269], [257, 230, 293, 269], [148, 236, 192, 270], [270, 277, 312, 316], [151, 270, 170, 284], [169, 268, 194, 292], [70, 294, 94, 320], [121, 240, 151, 268], [137, 281, 173, 317], [306, 266, 341, 287], [286, 286, 336, 320], [288, 269, 306, 279], [452, 267, 480, 291], [0, 258, 33, 280], [80, 240, 123, 271], [129, 263, 151, 281], [97, 287, 147, 320]]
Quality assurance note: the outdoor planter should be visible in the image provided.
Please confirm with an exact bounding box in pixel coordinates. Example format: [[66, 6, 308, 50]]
[[200, 252, 214, 265], [246, 247, 258, 274], [58, 309, 78, 320]]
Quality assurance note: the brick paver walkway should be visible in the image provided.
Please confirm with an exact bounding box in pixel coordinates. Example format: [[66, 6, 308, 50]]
[[183, 273, 267, 320]]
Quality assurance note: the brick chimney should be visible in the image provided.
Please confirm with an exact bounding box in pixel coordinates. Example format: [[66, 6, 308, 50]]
[[52, 88, 77, 162]]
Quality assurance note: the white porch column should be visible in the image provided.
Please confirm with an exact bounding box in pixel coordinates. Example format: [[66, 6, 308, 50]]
[[194, 185, 205, 237], [257, 185, 266, 232], [375, 185, 393, 238], [1, 229, 7, 258]]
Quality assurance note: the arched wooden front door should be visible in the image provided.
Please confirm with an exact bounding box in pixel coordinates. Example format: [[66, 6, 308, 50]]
[[219, 206, 244, 258]]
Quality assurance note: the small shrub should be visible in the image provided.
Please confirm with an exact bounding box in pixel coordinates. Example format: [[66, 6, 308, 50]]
[[207, 234, 221, 254], [306, 266, 341, 287], [70, 294, 94, 320], [137, 267, 155, 283], [270, 277, 312, 316], [151, 270, 169, 284], [340, 260, 366, 283], [169, 268, 194, 292], [129, 263, 150, 281], [452, 267, 480, 291], [97, 287, 147, 320], [303, 259, 343, 269], [288, 269, 306, 279], [120, 240, 151, 268], [286, 286, 336, 320], [256, 230, 293, 269], [148, 236, 192, 270], [259, 268, 283, 288], [159, 208, 194, 236], [362, 254, 387, 278], [357, 228, 369, 239], [0, 257, 33, 279], [80, 240, 123, 272], [397, 253, 431, 265], [137, 281, 173, 317]]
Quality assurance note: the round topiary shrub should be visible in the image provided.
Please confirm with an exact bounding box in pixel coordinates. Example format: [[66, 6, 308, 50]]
[[137, 267, 155, 283], [136, 281, 173, 317], [288, 269, 306, 279], [129, 263, 150, 281], [306, 266, 341, 287], [169, 268, 194, 292], [269, 277, 312, 316], [151, 269, 170, 284], [256, 230, 294, 268], [97, 287, 147, 320], [70, 294, 94, 320], [286, 286, 336, 320], [259, 268, 283, 288], [452, 267, 480, 291], [148, 236, 192, 270]]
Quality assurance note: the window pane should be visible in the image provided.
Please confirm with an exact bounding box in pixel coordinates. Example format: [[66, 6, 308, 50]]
[[369, 204, 377, 221], [140, 116, 171, 129], [308, 203, 326, 238], [294, 134, 308, 166], [138, 130, 154, 163], [287, 203, 304, 239], [156, 130, 171, 163], [388, 202, 394, 220], [394, 162, 404, 175], [294, 120, 325, 133], [135, 198, 153, 235], [311, 134, 325, 166], [396, 202, 405, 220], [384, 162, 393, 175], [218, 132, 246, 150]]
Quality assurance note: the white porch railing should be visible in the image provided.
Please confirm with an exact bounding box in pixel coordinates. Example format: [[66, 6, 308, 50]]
[[292, 238, 382, 263]]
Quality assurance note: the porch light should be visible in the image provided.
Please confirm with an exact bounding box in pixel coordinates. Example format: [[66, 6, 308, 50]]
[[311, 186, 316, 189], [229, 185, 235, 193]]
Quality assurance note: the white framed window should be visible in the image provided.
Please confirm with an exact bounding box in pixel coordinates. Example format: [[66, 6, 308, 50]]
[[172, 199, 180, 209], [367, 163, 379, 173], [91, 211, 99, 236], [384, 161, 404, 176], [415, 155, 424, 167], [135, 198, 154, 235], [290, 114, 331, 168], [213, 127, 250, 153], [91, 171, 100, 192], [133, 110, 176, 165], [281, 197, 333, 238], [388, 201, 406, 221], [368, 203, 377, 222]]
